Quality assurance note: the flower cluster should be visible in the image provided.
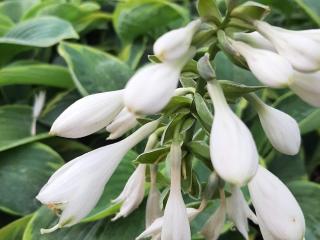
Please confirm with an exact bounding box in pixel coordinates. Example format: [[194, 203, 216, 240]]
[[35, 3, 316, 239]]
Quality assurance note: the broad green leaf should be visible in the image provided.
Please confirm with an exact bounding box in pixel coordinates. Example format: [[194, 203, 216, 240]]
[[58, 42, 133, 95], [113, 0, 189, 42], [0, 215, 32, 240], [289, 181, 320, 240], [0, 64, 74, 88], [23, 204, 146, 240], [197, 0, 222, 24], [0, 143, 63, 215], [84, 151, 138, 221], [293, 0, 320, 26], [0, 0, 39, 22], [0, 14, 14, 36], [0, 16, 78, 47], [0, 105, 51, 152], [22, 2, 112, 32]]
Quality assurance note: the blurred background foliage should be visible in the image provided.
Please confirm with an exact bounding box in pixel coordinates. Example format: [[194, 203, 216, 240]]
[[0, 0, 319, 239]]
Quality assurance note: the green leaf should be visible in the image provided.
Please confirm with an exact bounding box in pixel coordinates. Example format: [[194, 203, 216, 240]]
[[0, 143, 63, 215], [0, 14, 14, 36], [0, 16, 78, 47], [0, 0, 38, 22], [113, 0, 189, 42], [0, 215, 32, 240], [23, 204, 146, 240], [193, 93, 213, 131], [187, 141, 210, 161], [0, 105, 52, 152], [293, 0, 320, 26], [0, 64, 74, 88], [134, 146, 170, 164], [119, 39, 147, 69], [58, 42, 133, 95], [289, 181, 320, 240], [84, 151, 138, 221]]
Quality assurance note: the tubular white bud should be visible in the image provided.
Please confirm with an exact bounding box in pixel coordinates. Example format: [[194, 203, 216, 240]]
[[37, 120, 159, 233], [50, 90, 124, 138], [290, 70, 320, 107], [248, 166, 306, 240], [153, 19, 201, 62], [106, 107, 138, 140], [124, 49, 195, 115], [231, 39, 293, 88], [208, 80, 259, 185], [233, 31, 276, 51], [255, 20, 320, 72], [248, 94, 301, 155]]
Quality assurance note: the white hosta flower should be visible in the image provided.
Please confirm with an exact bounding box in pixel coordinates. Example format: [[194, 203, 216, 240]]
[[248, 166, 305, 240], [161, 143, 191, 240], [255, 20, 320, 72], [111, 164, 146, 221], [31, 91, 46, 135], [136, 208, 200, 240], [51, 90, 124, 138], [290, 70, 320, 107], [106, 107, 138, 139], [226, 187, 258, 240], [249, 94, 301, 155], [234, 31, 276, 51], [230, 40, 293, 88], [153, 19, 201, 62], [124, 50, 195, 115], [201, 202, 226, 240], [207, 81, 259, 185], [36, 120, 159, 234]]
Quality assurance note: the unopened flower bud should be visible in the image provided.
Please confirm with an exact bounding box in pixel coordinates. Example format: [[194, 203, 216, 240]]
[[248, 166, 305, 240], [247, 94, 301, 155], [233, 31, 276, 51], [153, 19, 201, 62], [231, 39, 293, 88], [208, 80, 259, 185], [50, 90, 123, 138], [255, 20, 320, 72]]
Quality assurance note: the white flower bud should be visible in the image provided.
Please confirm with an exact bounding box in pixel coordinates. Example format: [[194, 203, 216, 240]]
[[231, 40, 293, 88], [248, 94, 301, 155], [255, 20, 320, 72], [153, 19, 201, 62], [124, 49, 194, 115], [234, 31, 276, 51], [36, 120, 159, 234], [226, 187, 258, 240], [290, 70, 320, 107], [161, 143, 191, 240], [111, 164, 146, 221], [31, 91, 46, 135], [50, 90, 124, 138], [106, 107, 138, 139], [136, 208, 200, 240], [208, 81, 259, 185], [248, 166, 306, 240]]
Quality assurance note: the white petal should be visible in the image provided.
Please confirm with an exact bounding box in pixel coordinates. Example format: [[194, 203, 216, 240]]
[[234, 31, 276, 51], [231, 40, 293, 88], [255, 100, 301, 155], [248, 166, 305, 240], [50, 90, 124, 138], [208, 81, 259, 186], [153, 19, 201, 62], [255, 21, 320, 72], [290, 70, 320, 107]]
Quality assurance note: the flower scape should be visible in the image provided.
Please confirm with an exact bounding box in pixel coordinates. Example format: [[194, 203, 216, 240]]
[[34, 1, 320, 240]]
